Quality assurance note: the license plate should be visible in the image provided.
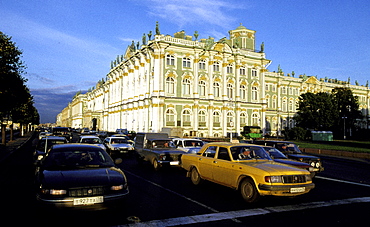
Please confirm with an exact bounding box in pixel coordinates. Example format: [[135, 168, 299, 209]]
[[73, 196, 104, 206], [170, 161, 180, 165], [290, 187, 305, 193]]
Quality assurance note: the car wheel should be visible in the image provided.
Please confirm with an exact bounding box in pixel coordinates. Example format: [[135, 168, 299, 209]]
[[152, 158, 161, 171], [190, 167, 203, 185], [240, 178, 260, 203]]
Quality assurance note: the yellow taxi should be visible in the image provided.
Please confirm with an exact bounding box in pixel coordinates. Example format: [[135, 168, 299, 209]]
[[181, 142, 315, 203]]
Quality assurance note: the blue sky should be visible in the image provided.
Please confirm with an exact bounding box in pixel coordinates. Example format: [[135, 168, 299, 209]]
[[1, 0, 369, 123]]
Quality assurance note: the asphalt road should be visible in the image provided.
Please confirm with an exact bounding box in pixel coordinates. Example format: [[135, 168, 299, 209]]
[[1, 136, 369, 227]]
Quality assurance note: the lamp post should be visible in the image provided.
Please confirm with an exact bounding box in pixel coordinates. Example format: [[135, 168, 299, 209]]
[[342, 116, 347, 140]]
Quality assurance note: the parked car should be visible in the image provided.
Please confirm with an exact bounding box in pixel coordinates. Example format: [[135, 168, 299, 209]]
[[261, 146, 315, 177], [253, 140, 324, 174], [172, 138, 205, 153], [103, 137, 134, 156], [33, 136, 68, 161], [35, 144, 129, 209], [181, 142, 314, 203], [78, 135, 106, 150], [135, 133, 185, 170]]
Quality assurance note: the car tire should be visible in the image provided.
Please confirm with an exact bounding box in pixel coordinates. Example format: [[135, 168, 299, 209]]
[[240, 178, 260, 203], [152, 158, 161, 171], [190, 167, 203, 185]]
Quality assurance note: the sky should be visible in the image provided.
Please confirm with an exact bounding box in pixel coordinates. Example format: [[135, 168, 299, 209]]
[[1, 0, 369, 123]]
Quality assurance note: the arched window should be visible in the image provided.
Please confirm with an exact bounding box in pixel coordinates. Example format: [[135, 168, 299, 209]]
[[213, 62, 220, 72], [213, 111, 220, 127], [198, 110, 206, 127], [213, 82, 220, 98], [240, 84, 247, 100], [165, 77, 175, 94], [252, 86, 258, 101], [240, 112, 247, 126], [227, 112, 234, 127], [227, 83, 234, 99], [226, 64, 233, 74], [198, 60, 206, 70], [165, 109, 176, 126], [198, 80, 206, 96], [182, 109, 191, 127], [252, 112, 259, 126], [182, 78, 191, 95]]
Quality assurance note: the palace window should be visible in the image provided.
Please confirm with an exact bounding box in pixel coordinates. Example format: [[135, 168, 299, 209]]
[[213, 62, 220, 72], [252, 113, 259, 126], [198, 60, 206, 70], [227, 83, 234, 99], [182, 78, 191, 95], [252, 69, 258, 77], [213, 111, 220, 127], [240, 84, 247, 100], [165, 77, 175, 94], [227, 112, 234, 127], [198, 110, 206, 127], [240, 112, 247, 126], [198, 80, 206, 96], [165, 109, 176, 126], [182, 109, 191, 127], [213, 82, 220, 98], [182, 57, 191, 68], [226, 64, 233, 74], [252, 86, 258, 101], [240, 67, 246, 76], [166, 55, 175, 66]]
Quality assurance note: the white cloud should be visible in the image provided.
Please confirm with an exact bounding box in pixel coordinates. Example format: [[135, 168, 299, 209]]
[[146, 0, 244, 29]]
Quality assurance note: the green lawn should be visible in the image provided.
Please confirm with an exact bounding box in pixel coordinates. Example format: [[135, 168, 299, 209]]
[[295, 140, 370, 153]]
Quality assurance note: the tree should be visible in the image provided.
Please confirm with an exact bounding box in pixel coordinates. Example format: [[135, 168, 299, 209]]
[[332, 87, 362, 138], [0, 31, 29, 118], [294, 92, 338, 130]]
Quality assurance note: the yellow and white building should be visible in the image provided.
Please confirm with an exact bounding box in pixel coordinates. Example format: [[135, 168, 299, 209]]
[[56, 24, 370, 137]]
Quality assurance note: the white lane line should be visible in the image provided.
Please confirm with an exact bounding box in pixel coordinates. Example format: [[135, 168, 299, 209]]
[[316, 176, 370, 188], [124, 169, 219, 212], [120, 196, 370, 227]]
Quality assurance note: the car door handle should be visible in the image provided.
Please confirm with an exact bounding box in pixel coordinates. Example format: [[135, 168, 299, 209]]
[[213, 161, 217, 164]]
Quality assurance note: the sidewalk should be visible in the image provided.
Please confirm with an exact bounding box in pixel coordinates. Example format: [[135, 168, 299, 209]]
[[0, 132, 35, 163]]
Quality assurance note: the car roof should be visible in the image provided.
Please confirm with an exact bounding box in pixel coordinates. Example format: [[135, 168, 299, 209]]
[[173, 138, 203, 141], [51, 143, 104, 151], [206, 142, 263, 147], [80, 135, 100, 138]]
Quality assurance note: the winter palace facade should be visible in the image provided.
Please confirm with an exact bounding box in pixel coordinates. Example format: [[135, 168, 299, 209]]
[[56, 24, 370, 137]]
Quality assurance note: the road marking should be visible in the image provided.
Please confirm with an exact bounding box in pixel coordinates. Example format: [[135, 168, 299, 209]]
[[124, 169, 219, 212], [316, 176, 370, 188], [120, 196, 370, 227]]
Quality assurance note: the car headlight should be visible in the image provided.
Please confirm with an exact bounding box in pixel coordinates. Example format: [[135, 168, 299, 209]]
[[305, 174, 312, 182], [114, 147, 120, 150], [315, 162, 320, 168], [41, 189, 67, 195], [111, 183, 127, 191], [310, 162, 315, 167], [265, 176, 283, 183]]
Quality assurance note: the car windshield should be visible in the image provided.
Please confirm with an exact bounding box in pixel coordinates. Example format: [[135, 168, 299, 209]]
[[230, 146, 271, 161], [183, 140, 204, 147], [151, 140, 176, 148], [110, 138, 129, 144], [263, 147, 288, 159], [276, 143, 302, 154], [43, 149, 114, 170], [81, 138, 102, 144], [37, 139, 66, 151]]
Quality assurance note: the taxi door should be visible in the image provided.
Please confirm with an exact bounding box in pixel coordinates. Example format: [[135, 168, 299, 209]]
[[212, 147, 235, 187], [197, 146, 217, 181]]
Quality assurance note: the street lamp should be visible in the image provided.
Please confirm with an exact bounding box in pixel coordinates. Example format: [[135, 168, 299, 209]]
[[342, 116, 347, 140]]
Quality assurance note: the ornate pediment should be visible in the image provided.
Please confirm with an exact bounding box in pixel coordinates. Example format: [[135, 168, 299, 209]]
[[304, 76, 320, 85]]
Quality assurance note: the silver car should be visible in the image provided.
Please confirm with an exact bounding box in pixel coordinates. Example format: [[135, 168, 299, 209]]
[[78, 135, 106, 151], [172, 138, 205, 153], [103, 137, 134, 156]]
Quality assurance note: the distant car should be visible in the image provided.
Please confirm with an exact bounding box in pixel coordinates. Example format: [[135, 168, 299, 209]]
[[254, 140, 324, 174], [261, 146, 315, 177], [35, 144, 129, 209], [52, 127, 72, 141], [103, 137, 134, 156], [38, 131, 52, 140], [78, 135, 106, 150], [172, 138, 205, 153], [181, 142, 314, 203], [33, 136, 68, 161]]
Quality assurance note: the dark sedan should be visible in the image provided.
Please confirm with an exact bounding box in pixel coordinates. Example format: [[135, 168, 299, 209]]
[[262, 146, 316, 177], [35, 144, 129, 209]]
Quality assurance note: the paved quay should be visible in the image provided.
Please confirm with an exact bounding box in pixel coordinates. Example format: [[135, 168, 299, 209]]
[[0, 132, 35, 163]]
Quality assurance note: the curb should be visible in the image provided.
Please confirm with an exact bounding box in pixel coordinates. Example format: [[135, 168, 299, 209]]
[[302, 147, 370, 164]]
